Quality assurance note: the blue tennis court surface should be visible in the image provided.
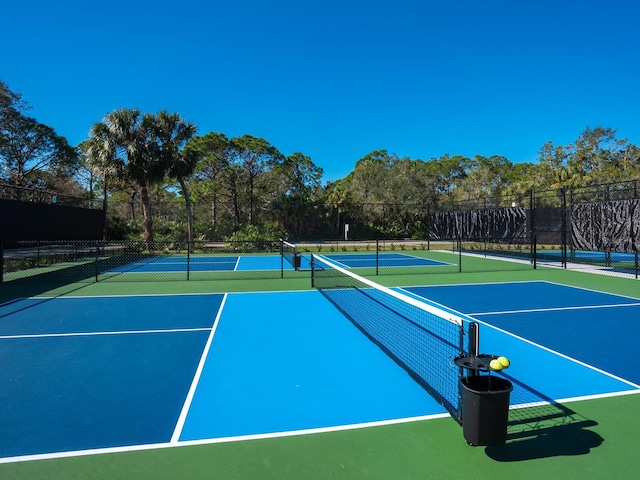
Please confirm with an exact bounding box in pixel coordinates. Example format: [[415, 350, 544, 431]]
[[322, 252, 450, 268], [106, 252, 449, 274], [108, 255, 284, 273], [0, 294, 221, 459], [179, 291, 438, 440], [404, 281, 640, 387], [1, 281, 638, 461]]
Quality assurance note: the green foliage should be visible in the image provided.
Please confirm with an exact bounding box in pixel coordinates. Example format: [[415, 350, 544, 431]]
[[226, 224, 278, 242], [105, 214, 134, 240], [0, 82, 79, 193], [6, 80, 640, 245]]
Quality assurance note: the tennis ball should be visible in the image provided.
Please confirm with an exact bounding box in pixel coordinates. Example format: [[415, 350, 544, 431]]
[[497, 356, 510, 368], [489, 359, 503, 371]]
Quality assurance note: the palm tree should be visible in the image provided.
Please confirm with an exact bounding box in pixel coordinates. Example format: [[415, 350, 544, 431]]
[[92, 108, 160, 249], [326, 180, 351, 235], [153, 110, 198, 249], [82, 131, 123, 239]]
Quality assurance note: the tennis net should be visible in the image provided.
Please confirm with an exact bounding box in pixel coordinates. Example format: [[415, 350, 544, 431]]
[[312, 254, 469, 423], [280, 239, 300, 270]]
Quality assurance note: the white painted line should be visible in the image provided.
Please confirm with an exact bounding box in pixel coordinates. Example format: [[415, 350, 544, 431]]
[[469, 316, 640, 390], [0, 413, 447, 465], [470, 302, 640, 317], [0, 328, 211, 340], [170, 293, 227, 444], [510, 388, 640, 411]]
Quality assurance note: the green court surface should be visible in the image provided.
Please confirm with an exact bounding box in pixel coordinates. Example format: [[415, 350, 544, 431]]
[[1, 395, 638, 479], [1, 263, 639, 479]]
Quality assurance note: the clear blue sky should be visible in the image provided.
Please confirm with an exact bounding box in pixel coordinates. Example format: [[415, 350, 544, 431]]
[[2, 0, 639, 182]]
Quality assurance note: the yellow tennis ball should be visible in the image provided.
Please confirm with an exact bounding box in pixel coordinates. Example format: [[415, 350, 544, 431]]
[[497, 356, 510, 368], [489, 359, 503, 371]]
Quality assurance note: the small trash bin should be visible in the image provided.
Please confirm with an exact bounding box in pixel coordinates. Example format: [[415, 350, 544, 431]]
[[293, 254, 301, 269], [459, 375, 512, 446]]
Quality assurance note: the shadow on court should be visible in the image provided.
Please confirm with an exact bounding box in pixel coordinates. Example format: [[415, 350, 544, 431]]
[[486, 422, 603, 461], [485, 373, 603, 461], [0, 253, 150, 304]]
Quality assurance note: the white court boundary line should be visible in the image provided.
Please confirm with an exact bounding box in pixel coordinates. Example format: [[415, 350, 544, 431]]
[[0, 413, 448, 465], [170, 293, 228, 444], [0, 327, 211, 340], [3, 388, 640, 465]]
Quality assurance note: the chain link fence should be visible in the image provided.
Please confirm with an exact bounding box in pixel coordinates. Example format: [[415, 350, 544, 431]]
[[3, 180, 640, 284], [1, 238, 537, 285], [429, 180, 640, 279]]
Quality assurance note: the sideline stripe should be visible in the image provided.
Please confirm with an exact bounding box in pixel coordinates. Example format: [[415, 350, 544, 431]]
[[0, 413, 448, 465], [3, 390, 640, 465], [170, 293, 227, 444], [0, 328, 210, 340]]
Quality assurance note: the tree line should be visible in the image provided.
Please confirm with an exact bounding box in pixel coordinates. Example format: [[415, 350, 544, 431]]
[[3, 80, 640, 243]]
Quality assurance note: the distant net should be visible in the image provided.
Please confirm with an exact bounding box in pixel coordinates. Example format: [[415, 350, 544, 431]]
[[312, 254, 468, 422], [280, 239, 300, 270]]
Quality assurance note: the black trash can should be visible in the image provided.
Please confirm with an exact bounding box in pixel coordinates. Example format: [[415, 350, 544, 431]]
[[460, 375, 512, 446]]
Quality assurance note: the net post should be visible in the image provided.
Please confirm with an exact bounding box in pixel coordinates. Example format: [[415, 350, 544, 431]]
[[310, 254, 315, 288], [376, 239, 379, 275], [279, 239, 284, 279], [469, 322, 480, 377]]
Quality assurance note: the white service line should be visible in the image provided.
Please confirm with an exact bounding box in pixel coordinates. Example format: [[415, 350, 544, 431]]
[[470, 301, 640, 317]]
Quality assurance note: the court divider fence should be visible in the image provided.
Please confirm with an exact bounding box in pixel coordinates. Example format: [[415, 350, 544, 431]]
[[2, 235, 638, 285], [0, 238, 539, 285], [432, 180, 640, 280]]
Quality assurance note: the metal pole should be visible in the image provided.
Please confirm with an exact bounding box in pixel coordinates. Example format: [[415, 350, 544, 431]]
[[0, 239, 4, 284], [280, 239, 284, 279], [187, 241, 191, 281], [427, 204, 431, 251], [560, 187, 567, 268], [95, 242, 99, 282], [530, 189, 536, 268]]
